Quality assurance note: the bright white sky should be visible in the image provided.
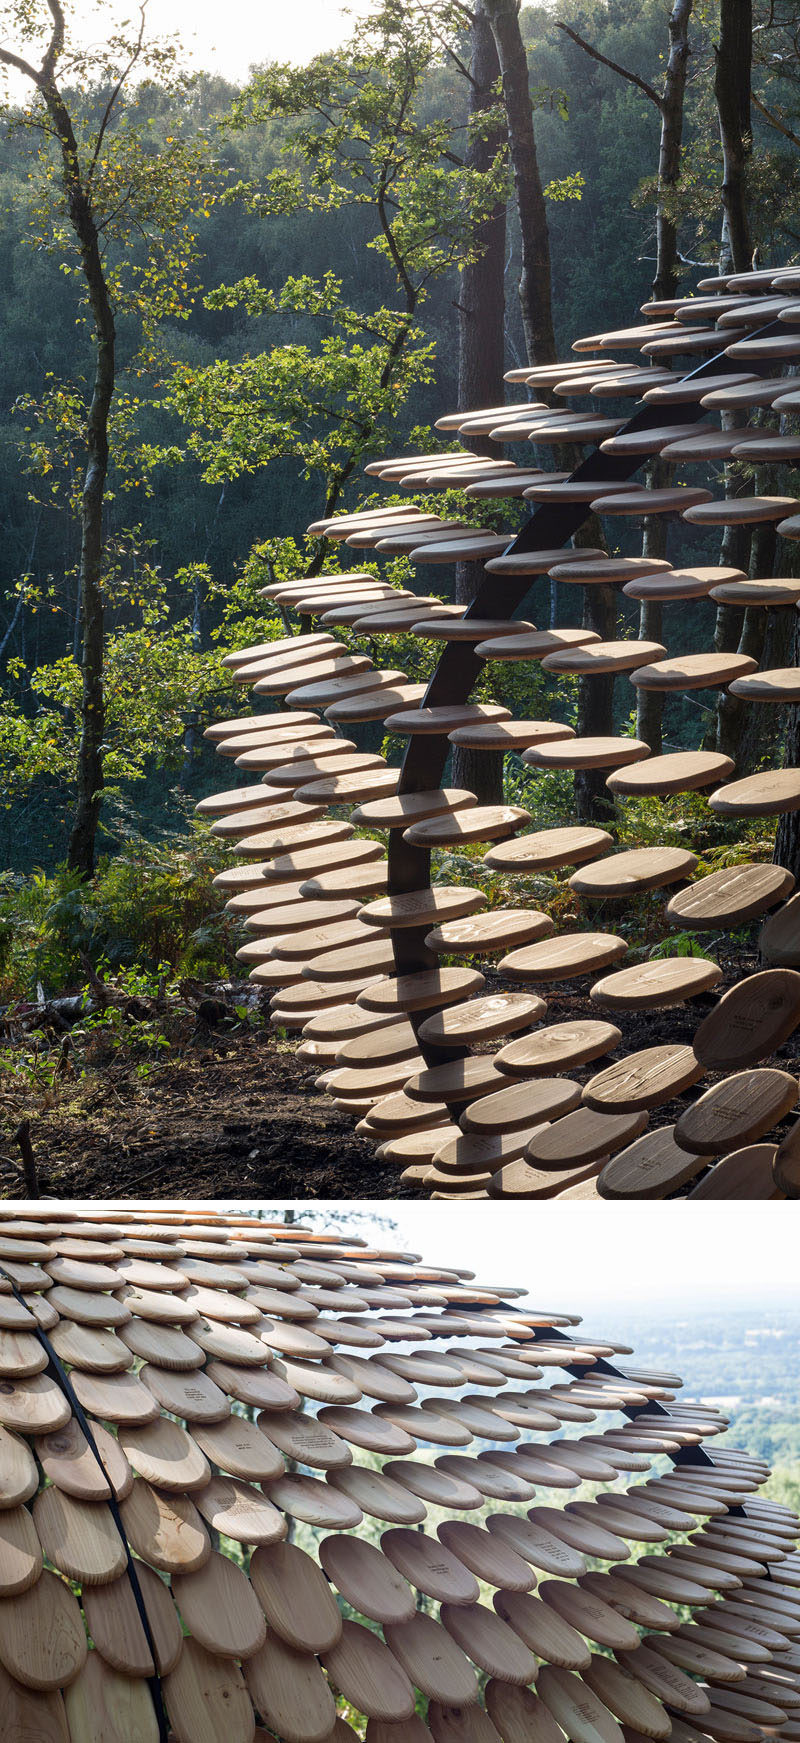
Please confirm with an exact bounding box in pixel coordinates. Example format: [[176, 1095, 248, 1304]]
[[74, 1199, 799, 1324], [262, 1202, 800, 1320], [142, 0, 368, 81], [0, 0, 364, 93]]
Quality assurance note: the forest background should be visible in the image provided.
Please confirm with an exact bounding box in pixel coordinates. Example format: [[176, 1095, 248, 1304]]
[[2, 0, 800, 1015]]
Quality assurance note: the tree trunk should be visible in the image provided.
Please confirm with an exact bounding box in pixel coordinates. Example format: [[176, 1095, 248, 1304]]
[[68, 455, 107, 878], [653, 0, 693, 302], [451, 738, 505, 806], [452, 0, 507, 808], [736, 601, 794, 777], [457, 0, 506, 430], [715, 602, 766, 764], [574, 583, 617, 822], [709, 474, 778, 756], [180, 569, 205, 788], [704, 503, 752, 751], [715, 0, 753, 274], [635, 598, 664, 755], [556, 3, 692, 305], [636, 462, 669, 754], [716, 519, 781, 773], [484, 0, 557, 366], [42, 86, 116, 880], [451, 561, 504, 803], [775, 615, 800, 880]]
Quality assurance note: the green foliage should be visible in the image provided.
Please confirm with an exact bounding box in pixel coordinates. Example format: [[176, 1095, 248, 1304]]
[[226, 2, 510, 259], [160, 0, 512, 520], [1, 553, 226, 814], [3, 0, 800, 892], [164, 278, 437, 497], [0, 831, 237, 1000]]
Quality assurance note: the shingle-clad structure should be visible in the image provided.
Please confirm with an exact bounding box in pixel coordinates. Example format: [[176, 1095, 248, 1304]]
[[200, 266, 800, 1198], [0, 1203, 797, 1739]]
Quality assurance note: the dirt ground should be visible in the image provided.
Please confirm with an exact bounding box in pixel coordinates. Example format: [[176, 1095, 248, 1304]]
[[0, 1023, 424, 1200], [3, 948, 797, 1200]]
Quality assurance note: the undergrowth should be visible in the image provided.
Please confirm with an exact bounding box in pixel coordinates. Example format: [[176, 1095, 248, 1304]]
[[0, 826, 239, 1003]]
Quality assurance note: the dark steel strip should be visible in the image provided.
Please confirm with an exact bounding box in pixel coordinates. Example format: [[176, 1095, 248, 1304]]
[[0, 1262, 170, 1740]]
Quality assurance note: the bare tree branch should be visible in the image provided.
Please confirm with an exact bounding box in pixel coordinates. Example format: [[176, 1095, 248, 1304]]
[[0, 45, 44, 86], [88, 2, 147, 184], [430, 23, 477, 87], [554, 20, 664, 111], [42, 0, 65, 84], [753, 89, 800, 149]]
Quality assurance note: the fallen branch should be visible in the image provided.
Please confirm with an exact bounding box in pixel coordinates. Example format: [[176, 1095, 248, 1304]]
[[13, 1119, 39, 1197]]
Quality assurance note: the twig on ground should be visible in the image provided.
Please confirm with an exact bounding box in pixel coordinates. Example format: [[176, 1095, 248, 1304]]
[[13, 1118, 39, 1196]]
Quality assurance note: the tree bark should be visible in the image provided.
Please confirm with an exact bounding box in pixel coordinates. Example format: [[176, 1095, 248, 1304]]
[[574, 582, 617, 823], [636, 461, 669, 755], [551, 5, 694, 765], [40, 77, 115, 879], [775, 610, 800, 880], [457, 0, 506, 431], [716, 519, 783, 773], [653, 0, 693, 301], [450, 561, 504, 803], [715, 0, 753, 274], [736, 600, 793, 777], [452, 0, 507, 808], [484, 0, 557, 366], [556, 1, 693, 304]]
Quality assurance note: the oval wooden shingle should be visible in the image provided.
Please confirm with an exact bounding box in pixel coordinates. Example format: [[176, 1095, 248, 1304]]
[[0, 1503, 43, 1597], [384, 1613, 479, 1708], [485, 1681, 564, 1743], [63, 1654, 160, 1743], [419, 993, 547, 1046], [319, 1532, 415, 1626], [500, 933, 628, 984], [0, 1659, 70, 1742], [675, 1070, 798, 1156], [190, 1414, 285, 1482], [493, 1588, 590, 1667], [381, 1527, 479, 1605], [538, 1580, 640, 1650], [497, 1021, 621, 1078], [582, 1046, 703, 1113], [524, 1108, 648, 1171], [569, 846, 697, 897], [692, 971, 800, 1070], [83, 1562, 183, 1679], [536, 1663, 626, 1743], [598, 1127, 710, 1199], [33, 1487, 127, 1588], [322, 1619, 417, 1721], [118, 1419, 210, 1493], [687, 1144, 780, 1199], [0, 1567, 88, 1692], [427, 1701, 502, 1743], [163, 1638, 254, 1743], [0, 1423, 39, 1509], [438, 1521, 536, 1592], [486, 1512, 587, 1579], [440, 1601, 537, 1683], [0, 1373, 72, 1437], [119, 1481, 210, 1575], [173, 1551, 267, 1660], [590, 956, 722, 1010], [582, 1654, 673, 1737], [460, 1077, 582, 1136]]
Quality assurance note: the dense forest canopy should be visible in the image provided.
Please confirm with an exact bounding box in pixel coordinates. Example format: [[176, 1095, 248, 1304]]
[[1, 0, 800, 893]]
